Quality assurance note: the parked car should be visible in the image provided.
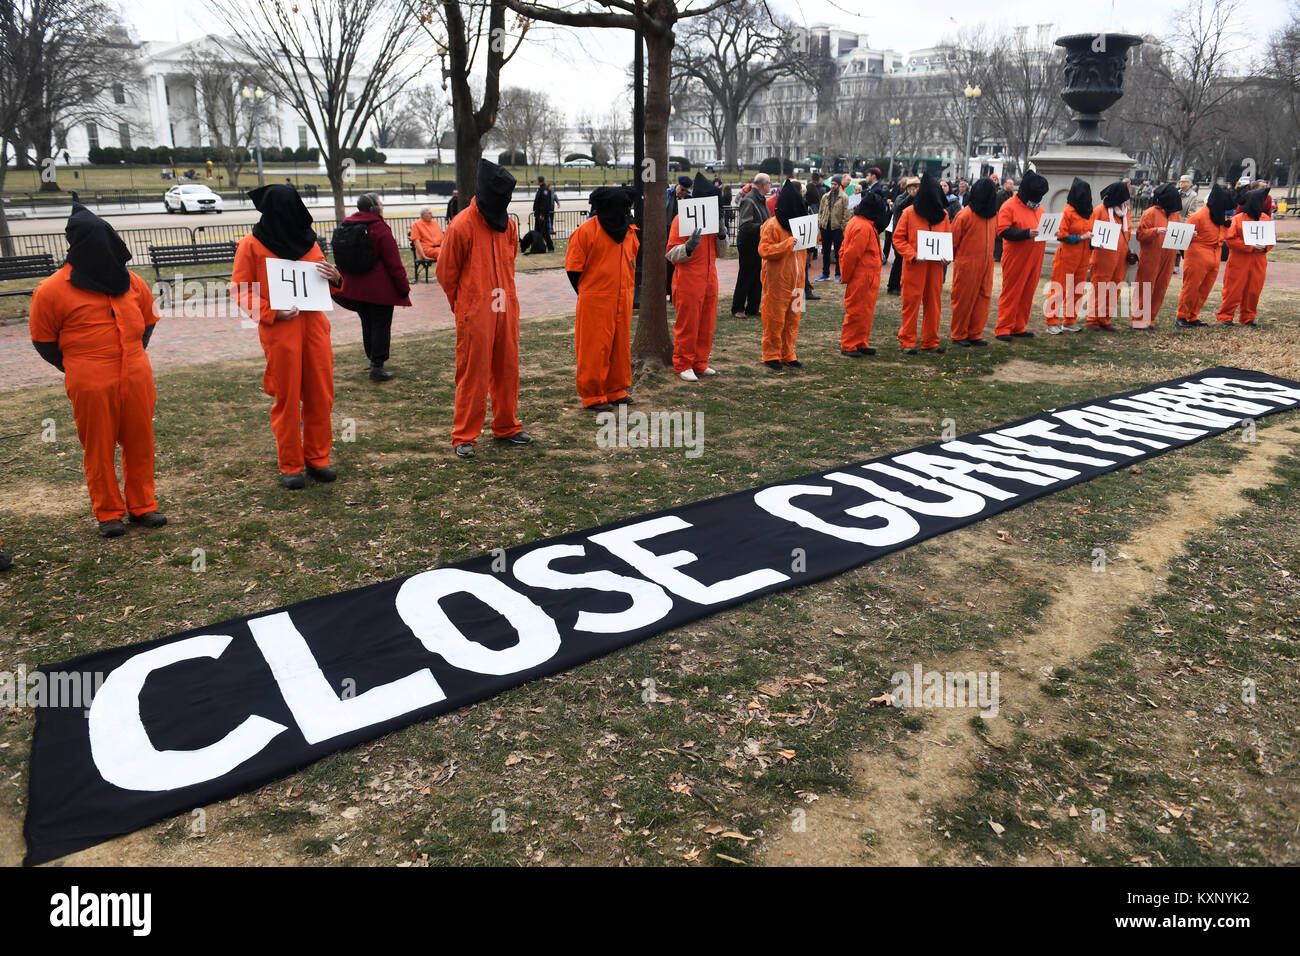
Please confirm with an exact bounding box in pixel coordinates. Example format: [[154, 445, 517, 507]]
[[163, 184, 223, 214], [563, 158, 596, 168]]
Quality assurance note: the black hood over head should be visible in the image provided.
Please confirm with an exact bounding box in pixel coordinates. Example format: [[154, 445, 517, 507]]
[[65, 202, 131, 295], [912, 173, 947, 225], [589, 186, 635, 243], [1017, 170, 1049, 204], [249, 184, 317, 260], [1242, 188, 1268, 221], [691, 172, 718, 199], [856, 190, 891, 232], [1155, 183, 1182, 215], [476, 158, 516, 232], [773, 179, 804, 231], [1205, 184, 1232, 227], [1100, 181, 1129, 209], [966, 177, 999, 218], [1065, 177, 1094, 218]]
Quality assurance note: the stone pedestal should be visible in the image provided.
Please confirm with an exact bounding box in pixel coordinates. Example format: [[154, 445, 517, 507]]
[[1030, 144, 1137, 277]]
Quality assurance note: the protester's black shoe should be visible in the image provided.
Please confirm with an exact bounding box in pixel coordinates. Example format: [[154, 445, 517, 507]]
[[613, 396, 635, 405], [969, 338, 988, 347], [1100, 324, 1118, 332], [454, 443, 475, 459], [764, 359, 783, 370], [128, 511, 168, 528], [886, 288, 901, 296], [98, 519, 126, 538], [281, 472, 306, 489], [496, 431, 533, 446], [859, 346, 877, 356], [783, 360, 803, 368], [1175, 317, 1194, 328], [840, 349, 865, 357], [1011, 331, 1035, 338], [1239, 321, 1258, 328], [588, 402, 615, 412], [306, 465, 337, 483], [921, 346, 946, 355], [995, 334, 1013, 342], [369, 364, 394, 382], [0, 549, 11, 571], [901, 347, 918, 355], [954, 338, 973, 347], [805, 292, 821, 301]]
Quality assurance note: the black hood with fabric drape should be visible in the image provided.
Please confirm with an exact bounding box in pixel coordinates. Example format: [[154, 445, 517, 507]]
[[912, 173, 947, 225], [1205, 184, 1232, 227], [966, 177, 999, 218], [691, 172, 718, 199], [64, 202, 131, 295], [1155, 183, 1182, 216], [1017, 171, 1049, 204], [1100, 181, 1129, 210], [773, 179, 804, 231], [475, 159, 516, 232], [1242, 188, 1268, 221], [588, 186, 635, 243], [249, 184, 318, 260], [1065, 177, 1094, 218], [855, 190, 891, 233]]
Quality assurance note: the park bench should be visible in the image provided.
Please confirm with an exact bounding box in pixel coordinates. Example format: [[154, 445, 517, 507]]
[[147, 240, 240, 281], [0, 253, 58, 296]]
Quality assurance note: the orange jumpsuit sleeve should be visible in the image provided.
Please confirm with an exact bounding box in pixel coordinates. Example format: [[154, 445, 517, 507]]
[[131, 273, 161, 327], [951, 207, 972, 255], [839, 218, 863, 284], [893, 208, 918, 261], [758, 220, 795, 260], [28, 278, 63, 343], [1223, 216, 1249, 254], [231, 237, 274, 327], [1136, 207, 1163, 244], [564, 220, 592, 274], [435, 223, 466, 311]]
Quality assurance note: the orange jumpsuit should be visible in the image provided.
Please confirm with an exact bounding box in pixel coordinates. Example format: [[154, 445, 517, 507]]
[[410, 218, 444, 260], [437, 198, 524, 446], [566, 217, 638, 405], [1216, 213, 1273, 325], [1131, 206, 1180, 328], [667, 215, 719, 374], [994, 197, 1045, 336], [893, 206, 951, 350], [758, 217, 805, 363], [1175, 206, 1225, 323], [949, 205, 996, 342], [838, 215, 882, 350], [1046, 207, 1091, 326], [1086, 207, 1129, 329], [231, 235, 334, 475], [29, 265, 160, 522]]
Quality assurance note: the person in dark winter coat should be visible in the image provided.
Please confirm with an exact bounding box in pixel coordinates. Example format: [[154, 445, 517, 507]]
[[333, 192, 412, 381]]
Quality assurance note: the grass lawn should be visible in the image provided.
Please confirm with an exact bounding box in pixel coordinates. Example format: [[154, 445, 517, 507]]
[[1, 269, 1298, 866]]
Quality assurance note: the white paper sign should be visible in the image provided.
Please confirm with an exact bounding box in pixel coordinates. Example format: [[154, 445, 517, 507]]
[[1241, 220, 1276, 246], [677, 196, 719, 236], [266, 257, 334, 312], [915, 230, 953, 262], [1162, 222, 1195, 251], [1091, 220, 1121, 251], [790, 214, 819, 251], [1035, 212, 1062, 241]]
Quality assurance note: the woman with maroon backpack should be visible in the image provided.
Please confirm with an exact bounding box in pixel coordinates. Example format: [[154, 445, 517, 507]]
[[332, 192, 412, 381]]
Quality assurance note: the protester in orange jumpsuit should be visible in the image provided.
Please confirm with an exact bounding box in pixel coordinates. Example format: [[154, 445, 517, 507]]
[[667, 173, 726, 380], [1045, 178, 1093, 333], [893, 173, 952, 354], [438, 159, 532, 458], [1216, 187, 1274, 327], [1131, 183, 1183, 329], [837, 191, 889, 356], [949, 177, 998, 347], [565, 186, 638, 408], [1175, 185, 1231, 328], [409, 208, 444, 269], [993, 170, 1048, 342], [758, 180, 808, 370], [1086, 181, 1131, 332], [231, 185, 342, 489], [29, 204, 165, 537]]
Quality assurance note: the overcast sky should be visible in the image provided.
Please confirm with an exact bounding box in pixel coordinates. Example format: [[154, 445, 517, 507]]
[[128, 0, 1289, 121]]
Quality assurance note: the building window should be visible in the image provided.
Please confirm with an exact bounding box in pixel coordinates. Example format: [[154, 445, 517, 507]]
[[113, 83, 126, 105], [87, 123, 99, 149], [297, 126, 308, 149], [346, 91, 356, 108], [164, 85, 170, 105], [119, 122, 131, 149]]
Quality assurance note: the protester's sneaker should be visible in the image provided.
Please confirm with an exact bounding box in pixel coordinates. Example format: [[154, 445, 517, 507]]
[[98, 519, 126, 538], [995, 334, 1013, 342], [954, 338, 973, 347], [805, 292, 821, 301], [1046, 324, 1062, 335], [1062, 323, 1082, 333], [764, 359, 783, 370], [784, 360, 803, 368], [700, 368, 717, 376], [454, 443, 475, 459], [128, 511, 168, 527], [969, 338, 989, 347], [1011, 330, 1035, 338], [840, 348, 865, 357], [496, 431, 533, 446], [733, 312, 747, 319], [815, 275, 832, 281], [280, 472, 306, 490], [306, 465, 337, 483], [369, 364, 394, 382], [679, 369, 699, 382], [901, 347, 918, 355], [859, 346, 877, 356]]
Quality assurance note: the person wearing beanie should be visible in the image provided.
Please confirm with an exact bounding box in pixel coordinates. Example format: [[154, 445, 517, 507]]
[[758, 179, 809, 369], [438, 159, 532, 458], [1045, 178, 1093, 332], [838, 190, 889, 356], [667, 173, 727, 380], [1131, 183, 1183, 329], [1085, 181, 1132, 331], [1216, 187, 1274, 326], [1175, 185, 1232, 328], [993, 170, 1048, 341], [949, 177, 999, 346], [29, 203, 168, 535], [893, 173, 952, 354], [566, 186, 639, 409]]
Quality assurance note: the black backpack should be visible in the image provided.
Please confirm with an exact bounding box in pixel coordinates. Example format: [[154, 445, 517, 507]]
[[332, 220, 375, 274]]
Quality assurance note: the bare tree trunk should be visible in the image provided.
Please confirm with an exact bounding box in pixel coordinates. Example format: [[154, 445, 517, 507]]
[[631, 27, 673, 366]]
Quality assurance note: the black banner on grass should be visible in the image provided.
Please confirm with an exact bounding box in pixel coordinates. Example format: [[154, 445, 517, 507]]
[[22, 367, 1300, 865]]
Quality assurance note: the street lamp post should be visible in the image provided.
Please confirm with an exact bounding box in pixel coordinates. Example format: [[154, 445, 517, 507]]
[[963, 86, 981, 181], [241, 86, 266, 188], [888, 117, 900, 181]]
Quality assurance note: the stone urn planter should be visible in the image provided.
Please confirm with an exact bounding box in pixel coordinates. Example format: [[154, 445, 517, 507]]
[[1056, 33, 1144, 146]]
